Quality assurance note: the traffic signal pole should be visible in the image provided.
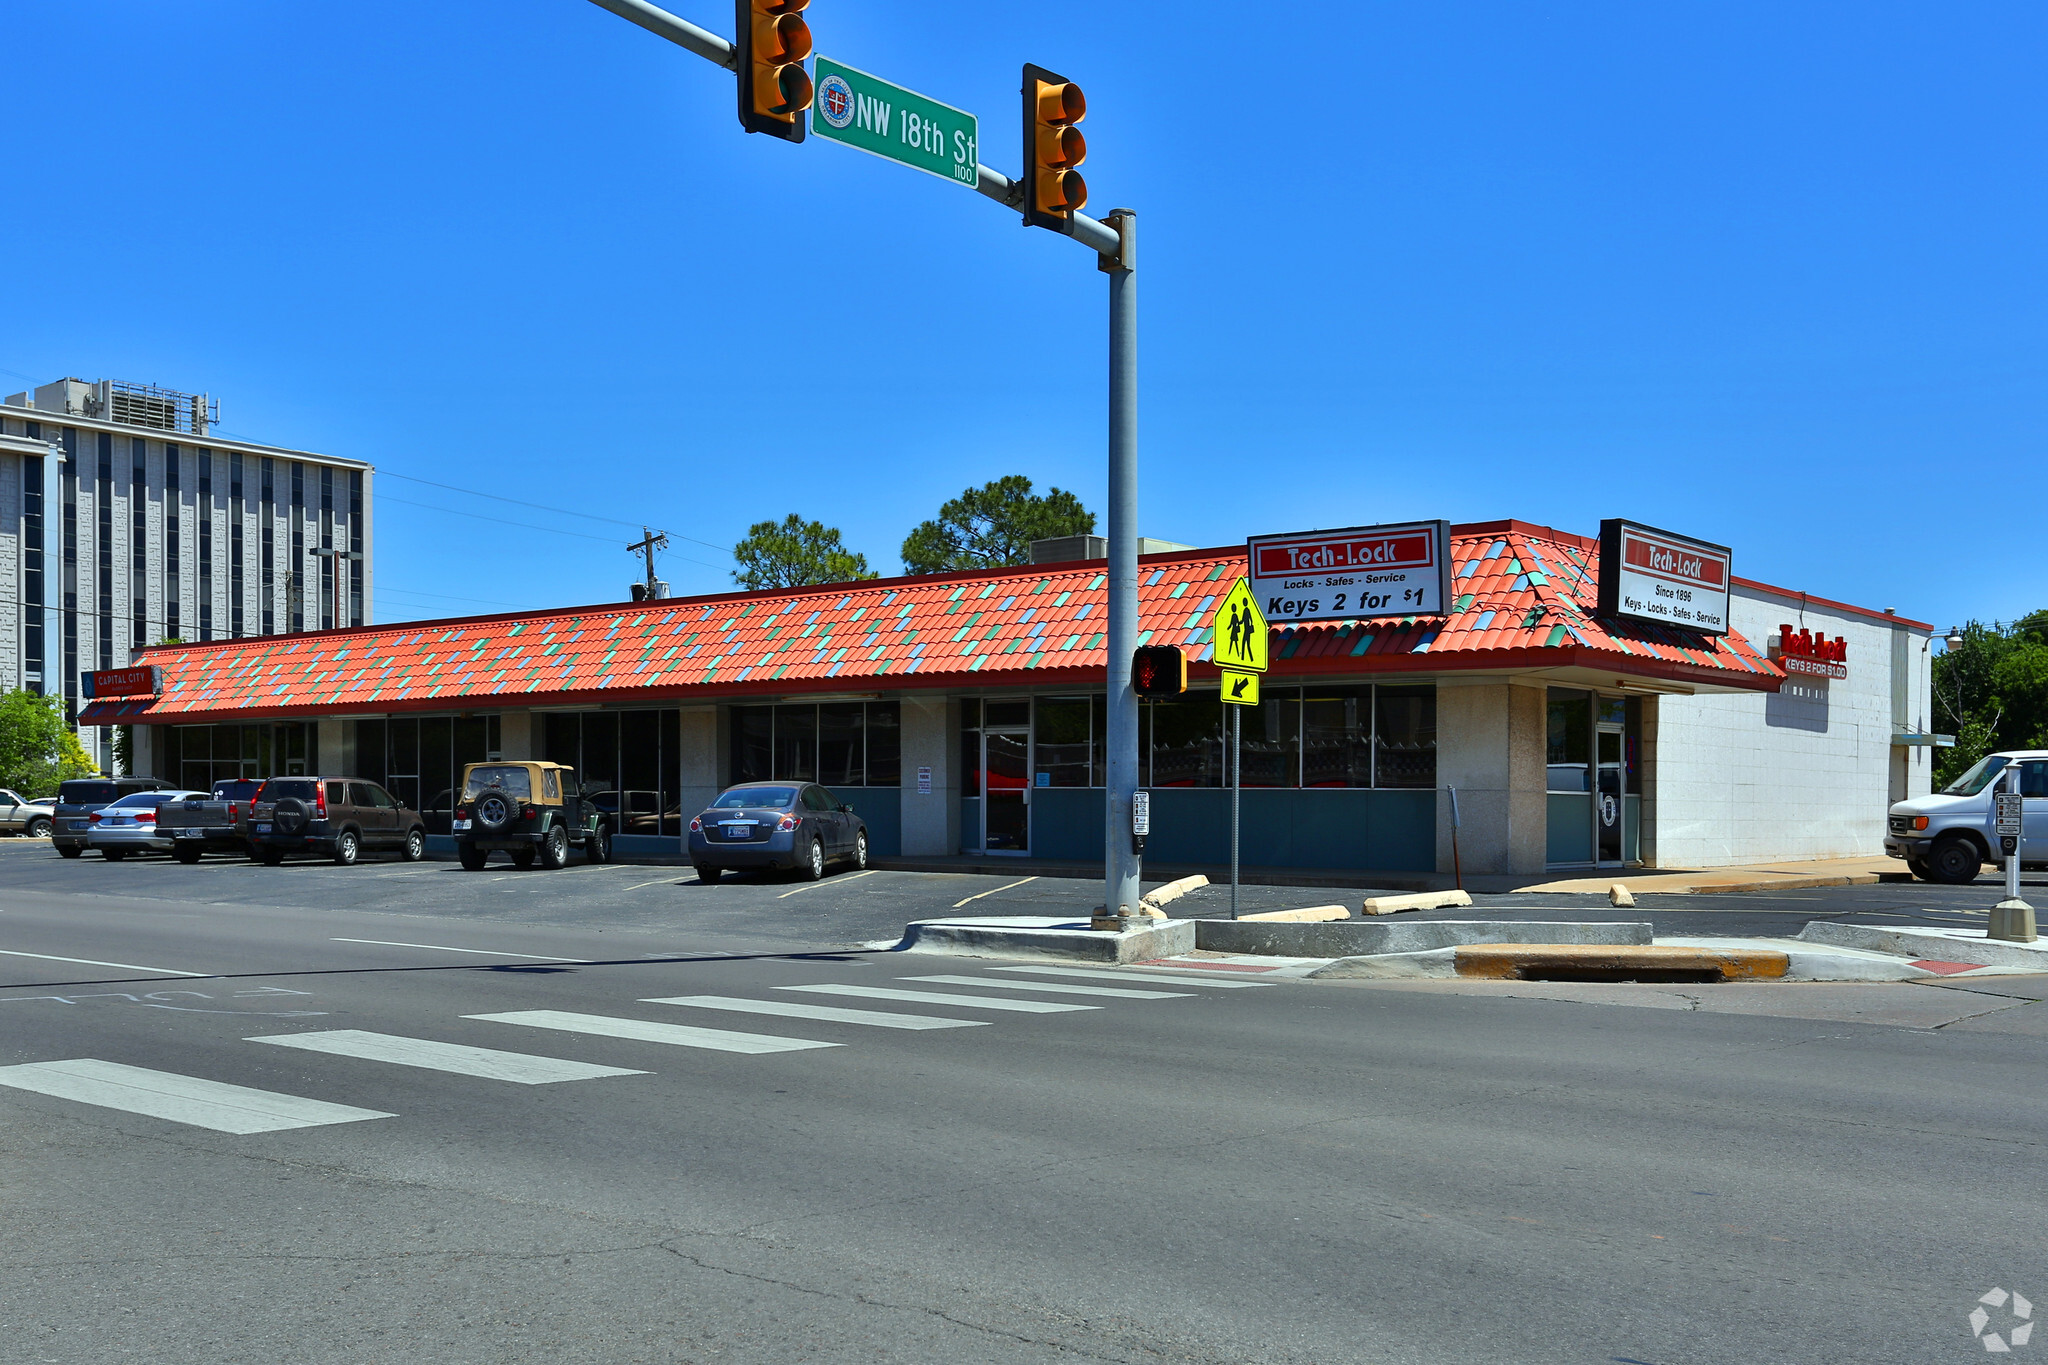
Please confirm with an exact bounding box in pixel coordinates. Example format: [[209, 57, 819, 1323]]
[[587, 0, 1142, 926]]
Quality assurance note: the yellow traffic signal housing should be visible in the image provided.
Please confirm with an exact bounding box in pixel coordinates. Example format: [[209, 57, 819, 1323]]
[[737, 0, 812, 142], [1021, 62, 1086, 231], [1132, 645, 1186, 698]]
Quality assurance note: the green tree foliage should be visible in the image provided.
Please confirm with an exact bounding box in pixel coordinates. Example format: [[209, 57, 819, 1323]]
[[900, 476, 1095, 575], [1933, 612, 2048, 786], [732, 514, 875, 591], [0, 690, 98, 793]]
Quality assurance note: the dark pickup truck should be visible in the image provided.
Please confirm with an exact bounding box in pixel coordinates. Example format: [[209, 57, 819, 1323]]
[[157, 779, 266, 862]]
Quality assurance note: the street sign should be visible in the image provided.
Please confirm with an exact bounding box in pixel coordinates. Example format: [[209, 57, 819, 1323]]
[[811, 57, 979, 188], [1247, 521, 1451, 625], [1212, 579, 1269, 674], [1132, 790, 1150, 836], [1221, 669, 1259, 706], [1995, 791, 2023, 837]]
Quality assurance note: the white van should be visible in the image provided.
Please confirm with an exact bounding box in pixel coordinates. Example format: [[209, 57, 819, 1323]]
[[1885, 750, 2048, 884]]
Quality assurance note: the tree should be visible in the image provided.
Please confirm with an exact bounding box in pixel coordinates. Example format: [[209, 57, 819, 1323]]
[[732, 514, 875, 590], [0, 690, 98, 794], [900, 475, 1095, 575], [1932, 612, 2048, 787]]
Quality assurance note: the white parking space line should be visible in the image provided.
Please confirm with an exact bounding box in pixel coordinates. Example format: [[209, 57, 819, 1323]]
[[245, 1030, 646, 1083], [900, 974, 1192, 1000], [778, 869, 878, 898], [951, 876, 1037, 909], [642, 995, 991, 1031], [991, 965, 1274, 989], [368, 867, 449, 878], [0, 1059, 394, 1134], [0, 948, 212, 978], [467, 1010, 839, 1054], [624, 876, 696, 891], [779, 984, 1096, 1014], [330, 937, 591, 963]]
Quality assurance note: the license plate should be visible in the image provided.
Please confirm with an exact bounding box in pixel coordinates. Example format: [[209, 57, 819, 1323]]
[[254, 823, 271, 834], [176, 829, 201, 838], [721, 823, 752, 838], [68, 820, 86, 829], [452, 819, 471, 832]]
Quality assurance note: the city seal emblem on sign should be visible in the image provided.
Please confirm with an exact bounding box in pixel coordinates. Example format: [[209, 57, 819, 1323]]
[[817, 74, 855, 129]]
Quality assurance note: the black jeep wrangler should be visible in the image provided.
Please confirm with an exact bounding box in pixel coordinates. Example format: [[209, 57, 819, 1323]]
[[453, 761, 611, 870]]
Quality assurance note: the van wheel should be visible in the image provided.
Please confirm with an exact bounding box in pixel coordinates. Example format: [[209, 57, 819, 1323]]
[[459, 845, 487, 871], [403, 827, 426, 862], [1906, 856, 1933, 881], [1927, 837, 1981, 885], [538, 825, 568, 870], [173, 846, 203, 865], [333, 830, 360, 866]]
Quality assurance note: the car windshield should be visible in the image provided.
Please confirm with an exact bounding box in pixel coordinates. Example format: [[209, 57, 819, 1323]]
[[1942, 754, 2012, 797], [60, 780, 119, 805], [463, 765, 533, 800], [711, 787, 796, 810]]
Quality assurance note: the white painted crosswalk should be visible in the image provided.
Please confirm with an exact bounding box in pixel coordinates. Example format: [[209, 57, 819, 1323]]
[[467, 1009, 841, 1054], [246, 1029, 647, 1083], [641, 995, 991, 1030], [0, 1058, 394, 1134], [990, 964, 1274, 989], [900, 974, 1192, 1000], [778, 984, 1097, 1013]]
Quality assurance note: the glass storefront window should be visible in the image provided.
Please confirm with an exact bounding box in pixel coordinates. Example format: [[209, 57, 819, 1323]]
[[1240, 690, 1300, 788], [1302, 687, 1372, 788], [1150, 691, 1225, 787], [732, 703, 903, 788], [1374, 686, 1436, 788], [818, 703, 864, 786], [1547, 690, 1591, 792], [1034, 697, 1092, 788], [865, 702, 901, 787]]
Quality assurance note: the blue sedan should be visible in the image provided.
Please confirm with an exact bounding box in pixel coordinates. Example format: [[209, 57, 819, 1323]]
[[688, 782, 868, 883]]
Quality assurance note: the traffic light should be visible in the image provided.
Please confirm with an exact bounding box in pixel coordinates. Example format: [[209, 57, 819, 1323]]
[[1132, 645, 1186, 698], [1021, 62, 1086, 231], [737, 0, 813, 142]]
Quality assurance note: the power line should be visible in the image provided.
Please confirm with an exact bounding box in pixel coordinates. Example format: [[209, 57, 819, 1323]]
[[377, 494, 727, 573], [376, 469, 732, 555]]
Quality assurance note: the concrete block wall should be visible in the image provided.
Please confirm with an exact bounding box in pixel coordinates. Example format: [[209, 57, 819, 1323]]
[[1435, 679, 1548, 876], [1651, 585, 1933, 867], [899, 695, 958, 856]]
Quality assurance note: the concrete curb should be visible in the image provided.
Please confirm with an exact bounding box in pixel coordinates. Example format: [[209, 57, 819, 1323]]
[[1193, 919, 1649, 958], [896, 916, 1197, 964], [1797, 922, 2048, 970], [1239, 905, 1350, 923]]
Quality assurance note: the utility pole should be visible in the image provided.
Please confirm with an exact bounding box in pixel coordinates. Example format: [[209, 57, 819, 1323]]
[[585, 0, 1140, 928], [627, 526, 669, 598]]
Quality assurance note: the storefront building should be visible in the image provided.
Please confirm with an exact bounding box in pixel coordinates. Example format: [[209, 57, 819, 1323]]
[[81, 520, 1937, 875]]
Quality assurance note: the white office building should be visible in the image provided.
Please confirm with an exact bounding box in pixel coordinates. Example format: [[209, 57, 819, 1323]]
[[1, 376, 373, 766]]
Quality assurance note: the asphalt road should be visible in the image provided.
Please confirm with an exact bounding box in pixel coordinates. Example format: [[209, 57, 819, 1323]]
[[4, 845, 2046, 1363]]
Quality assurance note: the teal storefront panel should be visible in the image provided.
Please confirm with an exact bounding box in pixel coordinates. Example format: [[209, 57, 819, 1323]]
[[830, 786, 901, 857], [1027, 787, 1434, 872], [1547, 793, 1592, 864]]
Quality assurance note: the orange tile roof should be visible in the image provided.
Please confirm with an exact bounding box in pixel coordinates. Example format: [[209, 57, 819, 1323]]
[[82, 521, 1781, 724]]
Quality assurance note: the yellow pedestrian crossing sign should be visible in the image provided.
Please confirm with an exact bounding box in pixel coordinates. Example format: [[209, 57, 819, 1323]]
[[1221, 669, 1260, 706], [1213, 578, 1269, 673]]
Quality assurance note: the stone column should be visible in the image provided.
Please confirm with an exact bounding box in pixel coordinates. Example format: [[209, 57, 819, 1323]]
[[899, 694, 958, 856], [1434, 680, 1547, 877], [674, 707, 720, 819], [496, 710, 533, 761], [316, 717, 355, 776]]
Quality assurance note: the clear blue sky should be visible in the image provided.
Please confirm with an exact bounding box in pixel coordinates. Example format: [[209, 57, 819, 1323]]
[[5, 1, 2043, 633]]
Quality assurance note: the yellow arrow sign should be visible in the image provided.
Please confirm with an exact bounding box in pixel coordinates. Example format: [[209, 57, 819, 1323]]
[[1212, 578, 1269, 674], [1221, 669, 1260, 706]]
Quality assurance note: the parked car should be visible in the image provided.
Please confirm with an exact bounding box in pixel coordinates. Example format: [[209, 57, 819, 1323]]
[[85, 789, 206, 859], [687, 781, 868, 882], [453, 762, 611, 870], [247, 778, 428, 866], [0, 788, 56, 838], [52, 776, 176, 858], [1886, 750, 2048, 883], [158, 778, 267, 862]]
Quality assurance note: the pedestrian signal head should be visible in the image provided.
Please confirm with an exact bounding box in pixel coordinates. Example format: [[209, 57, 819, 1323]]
[[1132, 645, 1186, 699], [1022, 62, 1087, 231], [738, 0, 812, 142]]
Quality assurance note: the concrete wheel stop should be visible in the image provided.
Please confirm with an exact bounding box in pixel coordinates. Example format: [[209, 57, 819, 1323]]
[[892, 916, 1197, 964]]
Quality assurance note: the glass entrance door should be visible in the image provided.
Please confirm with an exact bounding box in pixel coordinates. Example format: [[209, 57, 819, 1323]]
[[982, 727, 1031, 854], [1595, 726, 1626, 865]]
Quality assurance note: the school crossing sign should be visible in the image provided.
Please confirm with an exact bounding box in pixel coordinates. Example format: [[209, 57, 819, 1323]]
[[1213, 579, 1269, 674]]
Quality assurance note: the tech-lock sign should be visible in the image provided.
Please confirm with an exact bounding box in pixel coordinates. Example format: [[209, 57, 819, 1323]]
[[1245, 521, 1451, 624]]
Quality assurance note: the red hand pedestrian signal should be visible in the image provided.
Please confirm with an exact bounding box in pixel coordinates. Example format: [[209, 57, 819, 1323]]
[[1132, 645, 1186, 698]]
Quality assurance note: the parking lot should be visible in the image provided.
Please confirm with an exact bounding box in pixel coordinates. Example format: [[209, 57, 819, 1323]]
[[2, 835, 2039, 955]]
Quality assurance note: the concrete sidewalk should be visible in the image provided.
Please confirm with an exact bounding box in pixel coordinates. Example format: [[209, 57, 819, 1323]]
[[1512, 855, 1912, 897]]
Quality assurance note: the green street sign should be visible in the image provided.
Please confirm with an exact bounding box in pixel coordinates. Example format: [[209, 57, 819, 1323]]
[[810, 56, 978, 189]]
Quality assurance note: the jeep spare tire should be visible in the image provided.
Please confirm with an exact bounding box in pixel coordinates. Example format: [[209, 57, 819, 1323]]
[[473, 791, 517, 832], [273, 798, 311, 835]]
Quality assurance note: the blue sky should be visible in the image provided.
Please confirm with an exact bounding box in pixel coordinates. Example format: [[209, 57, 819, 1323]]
[[5, 1, 2043, 634]]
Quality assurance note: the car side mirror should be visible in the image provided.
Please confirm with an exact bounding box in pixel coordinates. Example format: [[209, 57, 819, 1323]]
[[840, 803, 854, 813]]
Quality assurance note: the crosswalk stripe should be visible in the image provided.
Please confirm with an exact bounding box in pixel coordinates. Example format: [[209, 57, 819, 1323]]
[[990, 964, 1273, 989], [0, 1059, 394, 1134], [779, 984, 1096, 1014], [466, 1010, 839, 1054], [900, 974, 1192, 1000], [641, 996, 991, 1031], [245, 1030, 647, 1083]]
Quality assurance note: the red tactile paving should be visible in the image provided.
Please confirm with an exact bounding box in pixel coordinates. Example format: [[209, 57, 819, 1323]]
[[1908, 960, 1987, 975], [83, 521, 1784, 724]]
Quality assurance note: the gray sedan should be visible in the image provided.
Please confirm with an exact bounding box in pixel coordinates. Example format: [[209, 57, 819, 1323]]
[[688, 782, 869, 882], [86, 790, 205, 860]]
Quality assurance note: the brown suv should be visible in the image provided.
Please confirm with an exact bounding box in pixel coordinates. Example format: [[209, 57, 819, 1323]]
[[247, 778, 428, 866]]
